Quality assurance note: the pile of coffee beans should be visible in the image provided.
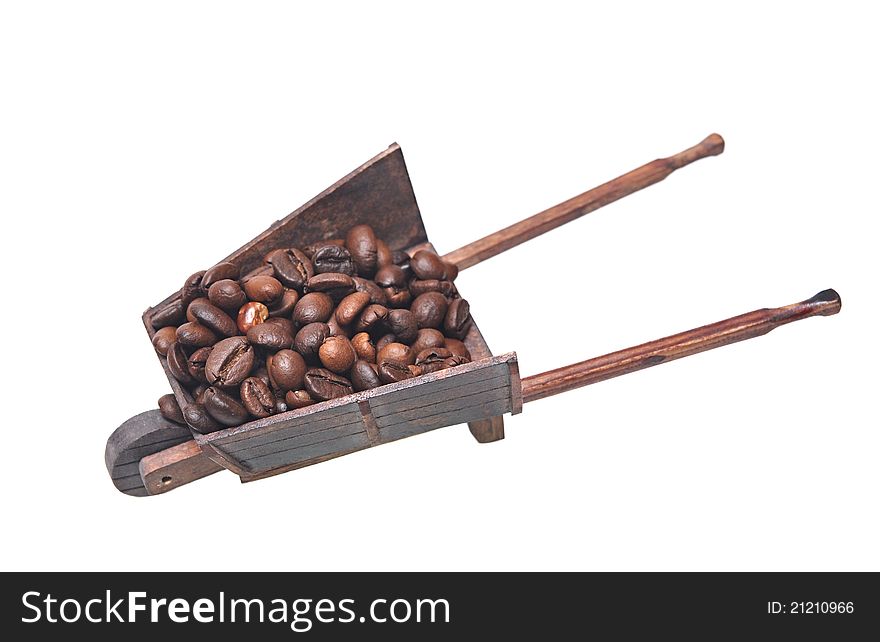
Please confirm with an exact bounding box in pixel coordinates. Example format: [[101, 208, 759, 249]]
[[151, 224, 472, 433]]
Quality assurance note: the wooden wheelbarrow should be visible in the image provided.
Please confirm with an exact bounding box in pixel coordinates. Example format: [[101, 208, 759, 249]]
[[105, 134, 841, 496]]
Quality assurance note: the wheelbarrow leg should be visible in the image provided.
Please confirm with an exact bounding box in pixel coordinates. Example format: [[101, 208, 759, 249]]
[[468, 416, 505, 443]]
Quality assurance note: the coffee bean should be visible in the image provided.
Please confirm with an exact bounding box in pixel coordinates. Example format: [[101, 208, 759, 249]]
[[410, 328, 445, 354], [351, 332, 376, 362], [318, 335, 356, 374], [376, 238, 393, 268], [267, 289, 299, 318], [302, 239, 345, 259], [205, 336, 254, 387], [152, 326, 178, 356], [303, 368, 353, 401], [355, 304, 388, 334], [387, 309, 418, 343], [312, 244, 354, 275], [187, 346, 213, 383], [180, 271, 206, 307], [158, 393, 186, 425], [166, 341, 193, 385], [264, 317, 296, 337], [351, 359, 381, 391], [186, 297, 211, 323], [410, 249, 446, 280], [242, 264, 274, 281], [183, 402, 222, 434], [352, 276, 388, 305], [409, 279, 457, 298], [264, 248, 313, 290], [443, 261, 459, 281], [345, 224, 378, 277], [409, 364, 424, 377], [444, 298, 471, 340], [237, 301, 269, 334], [306, 272, 355, 302], [444, 338, 471, 360], [375, 265, 410, 308], [247, 319, 294, 351], [187, 299, 237, 337], [275, 399, 288, 413], [203, 387, 250, 427], [327, 315, 352, 339], [411, 292, 448, 329], [191, 384, 209, 405], [285, 389, 315, 409], [378, 360, 415, 384], [150, 299, 185, 329], [375, 333, 398, 351], [377, 342, 415, 366], [243, 275, 284, 304], [415, 347, 453, 373], [335, 291, 371, 326], [208, 279, 247, 313], [240, 377, 276, 418], [443, 355, 469, 368], [293, 292, 334, 324], [267, 349, 306, 392], [382, 286, 411, 309], [294, 322, 331, 363], [392, 249, 410, 266], [251, 365, 271, 387], [202, 262, 240, 288], [176, 322, 217, 348]]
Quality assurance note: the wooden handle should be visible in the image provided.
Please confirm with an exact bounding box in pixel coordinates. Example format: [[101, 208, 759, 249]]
[[443, 134, 725, 270], [521, 289, 841, 404]]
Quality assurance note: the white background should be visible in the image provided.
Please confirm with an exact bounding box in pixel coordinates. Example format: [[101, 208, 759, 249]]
[[1, 2, 876, 571]]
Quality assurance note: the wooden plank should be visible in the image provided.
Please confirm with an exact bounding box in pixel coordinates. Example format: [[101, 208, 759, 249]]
[[227, 420, 366, 459], [379, 398, 512, 443], [371, 377, 509, 419], [140, 441, 223, 496], [374, 384, 511, 425], [240, 432, 371, 472], [216, 406, 362, 450], [368, 369, 509, 413], [208, 402, 360, 447]]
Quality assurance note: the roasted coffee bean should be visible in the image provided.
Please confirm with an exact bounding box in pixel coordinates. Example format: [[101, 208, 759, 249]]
[[443, 261, 459, 281], [205, 336, 254, 387], [191, 384, 209, 405], [351, 332, 376, 362], [410, 249, 447, 280], [377, 342, 415, 366], [267, 289, 299, 318], [203, 387, 250, 427], [252, 365, 271, 387], [202, 261, 240, 288], [180, 271, 206, 307], [409, 364, 424, 377], [303, 368, 353, 401], [240, 377, 276, 418], [355, 304, 388, 333], [242, 264, 274, 281], [158, 393, 186, 425], [267, 349, 306, 392], [444, 298, 471, 340], [237, 301, 269, 334], [208, 279, 248, 313], [264, 247, 313, 290], [327, 315, 352, 339], [264, 316, 296, 337], [176, 322, 217, 348], [183, 402, 222, 434], [166, 341, 193, 384], [293, 292, 334, 324], [150, 299, 185, 329], [285, 389, 315, 409], [411, 292, 448, 329], [319, 335, 356, 374], [409, 279, 457, 298], [312, 244, 354, 275], [294, 322, 331, 363], [186, 297, 211, 323], [187, 299, 237, 337], [374, 265, 406, 288], [382, 286, 411, 309], [275, 399, 288, 413], [345, 224, 378, 277], [335, 291, 371, 326], [376, 238, 393, 268], [375, 333, 398, 352], [187, 346, 213, 383], [247, 320, 293, 351], [387, 309, 418, 343], [306, 272, 355, 302], [443, 355, 469, 368], [444, 338, 471, 360], [152, 326, 178, 356], [351, 359, 382, 391], [391, 249, 411, 266], [410, 328, 445, 354], [302, 239, 345, 259], [415, 347, 453, 373], [352, 276, 388, 305], [243, 275, 284, 304], [378, 360, 415, 384]]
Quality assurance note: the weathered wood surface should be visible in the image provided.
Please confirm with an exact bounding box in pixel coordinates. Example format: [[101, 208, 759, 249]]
[[139, 440, 222, 496]]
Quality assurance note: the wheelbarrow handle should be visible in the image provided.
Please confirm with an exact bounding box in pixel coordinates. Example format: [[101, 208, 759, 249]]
[[443, 133, 725, 270], [520, 289, 841, 403]]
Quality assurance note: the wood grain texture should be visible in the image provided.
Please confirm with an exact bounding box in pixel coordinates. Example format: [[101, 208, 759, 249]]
[[140, 440, 222, 496]]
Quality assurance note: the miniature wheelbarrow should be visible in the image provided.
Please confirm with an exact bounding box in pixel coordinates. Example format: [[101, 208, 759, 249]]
[[106, 134, 841, 496]]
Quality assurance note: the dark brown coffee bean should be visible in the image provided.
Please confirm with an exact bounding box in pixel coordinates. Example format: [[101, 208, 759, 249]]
[[294, 322, 331, 363], [202, 261, 240, 288], [152, 326, 178, 356], [237, 301, 269, 334], [351, 332, 376, 362], [444, 298, 471, 339], [247, 320, 294, 351], [443, 261, 459, 281], [319, 335, 356, 374], [186, 297, 211, 323], [376, 238, 393, 268], [240, 377, 276, 419], [187, 299, 237, 337], [410, 328, 445, 354], [293, 292, 334, 324], [335, 291, 371, 326], [150, 299, 185, 329], [352, 276, 388, 305], [377, 342, 415, 366], [375, 333, 398, 352], [208, 279, 247, 313], [303, 368, 353, 401], [251, 365, 271, 387], [242, 264, 274, 281], [327, 315, 352, 339], [444, 338, 471, 360], [158, 393, 186, 425], [191, 384, 209, 405], [312, 244, 354, 275], [409, 364, 424, 377], [443, 355, 470, 369], [180, 271, 206, 307], [205, 336, 254, 387], [345, 224, 378, 277], [267, 349, 306, 392], [187, 346, 213, 383], [166, 341, 194, 385], [387, 309, 418, 343], [409, 279, 457, 298], [374, 264, 406, 288], [378, 360, 415, 384], [264, 247, 313, 290], [411, 292, 448, 329], [415, 347, 453, 373], [382, 286, 411, 309], [203, 387, 250, 427], [243, 275, 283, 304], [355, 304, 388, 333], [263, 317, 296, 337], [392, 249, 410, 266], [285, 389, 315, 409], [351, 359, 382, 391], [183, 402, 222, 434], [306, 272, 355, 302], [410, 249, 446, 280], [267, 289, 299, 318], [176, 322, 217, 348], [302, 239, 345, 259]]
